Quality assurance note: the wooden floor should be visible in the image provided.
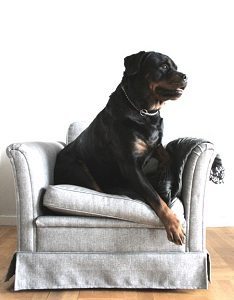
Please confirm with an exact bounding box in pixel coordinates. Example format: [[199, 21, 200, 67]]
[[0, 227, 233, 300]]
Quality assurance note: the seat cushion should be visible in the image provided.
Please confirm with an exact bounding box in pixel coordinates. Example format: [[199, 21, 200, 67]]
[[43, 184, 185, 227]]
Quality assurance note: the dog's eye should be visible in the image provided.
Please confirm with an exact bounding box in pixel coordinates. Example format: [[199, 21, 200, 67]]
[[161, 64, 169, 70]]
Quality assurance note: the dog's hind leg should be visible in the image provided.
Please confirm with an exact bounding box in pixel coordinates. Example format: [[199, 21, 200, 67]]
[[75, 160, 102, 192], [54, 158, 102, 192]]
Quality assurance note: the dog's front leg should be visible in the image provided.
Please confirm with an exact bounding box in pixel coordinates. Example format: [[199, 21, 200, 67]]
[[120, 163, 185, 245]]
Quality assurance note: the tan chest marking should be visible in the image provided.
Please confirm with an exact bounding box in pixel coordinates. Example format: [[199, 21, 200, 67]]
[[150, 102, 164, 110], [134, 138, 148, 155]]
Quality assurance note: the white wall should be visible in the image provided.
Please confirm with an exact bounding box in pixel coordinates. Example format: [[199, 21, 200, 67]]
[[0, 0, 233, 226]]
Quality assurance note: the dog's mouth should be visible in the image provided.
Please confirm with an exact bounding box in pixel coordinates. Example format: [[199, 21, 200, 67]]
[[148, 74, 187, 101], [155, 86, 185, 99]]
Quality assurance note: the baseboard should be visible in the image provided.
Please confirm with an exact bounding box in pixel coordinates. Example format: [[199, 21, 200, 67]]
[[0, 215, 17, 226]]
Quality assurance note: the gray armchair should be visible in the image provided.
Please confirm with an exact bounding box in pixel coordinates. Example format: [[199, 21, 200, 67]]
[[6, 122, 215, 290]]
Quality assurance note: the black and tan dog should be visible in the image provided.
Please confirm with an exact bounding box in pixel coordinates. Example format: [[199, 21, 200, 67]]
[[54, 51, 187, 245]]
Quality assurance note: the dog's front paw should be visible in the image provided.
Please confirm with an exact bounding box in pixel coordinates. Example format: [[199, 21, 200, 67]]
[[160, 209, 186, 245], [164, 214, 186, 245]]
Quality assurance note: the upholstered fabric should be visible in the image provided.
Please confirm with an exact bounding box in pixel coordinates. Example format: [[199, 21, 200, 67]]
[[14, 252, 210, 290], [35, 215, 154, 228], [6, 121, 215, 290], [6, 142, 64, 251], [67, 121, 87, 144], [182, 144, 216, 252], [35, 216, 185, 252], [43, 185, 185, 227]]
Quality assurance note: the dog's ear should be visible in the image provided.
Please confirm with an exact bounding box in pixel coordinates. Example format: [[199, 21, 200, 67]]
[[124, 51, 147, 76]]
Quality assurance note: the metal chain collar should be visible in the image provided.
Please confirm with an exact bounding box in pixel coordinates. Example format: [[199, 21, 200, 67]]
[[121, 85, 159, 117]]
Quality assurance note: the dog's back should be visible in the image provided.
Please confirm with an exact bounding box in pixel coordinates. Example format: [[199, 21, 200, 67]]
[[54, 95, 124, 189]]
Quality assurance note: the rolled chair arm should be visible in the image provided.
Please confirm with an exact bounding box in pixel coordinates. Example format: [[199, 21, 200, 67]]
[[181, 142, 216, 252], [6, 142, 64, 251]]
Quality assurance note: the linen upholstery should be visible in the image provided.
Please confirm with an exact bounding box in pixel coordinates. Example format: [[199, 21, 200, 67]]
[[36, 221, 185, 252], [182, 144, 216, 251], [14, 252, 210, 290], [43, 185, 185, 227], [6, 142, 64, 251], [67, 120, 87, 144], [6, 121, 215, 290]]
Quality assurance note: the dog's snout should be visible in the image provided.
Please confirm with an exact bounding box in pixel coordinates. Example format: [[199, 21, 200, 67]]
[[174, 72, 187, 83]]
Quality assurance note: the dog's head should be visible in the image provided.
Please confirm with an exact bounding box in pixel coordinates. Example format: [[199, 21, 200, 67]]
[[124, 51, 187, 102]]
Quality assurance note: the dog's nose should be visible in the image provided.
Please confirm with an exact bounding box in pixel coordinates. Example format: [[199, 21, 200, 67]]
[[182, 73, 187, 82]]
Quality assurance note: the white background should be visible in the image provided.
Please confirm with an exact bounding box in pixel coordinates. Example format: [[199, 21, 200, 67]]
[[0, 0, 233, 226]]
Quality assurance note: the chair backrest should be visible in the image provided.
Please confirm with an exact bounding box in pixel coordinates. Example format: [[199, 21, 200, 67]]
[[66, 121, 88, 144]]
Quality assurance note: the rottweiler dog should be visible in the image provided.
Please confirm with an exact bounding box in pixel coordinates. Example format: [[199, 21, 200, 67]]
[[54, 51, 187, 245]]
